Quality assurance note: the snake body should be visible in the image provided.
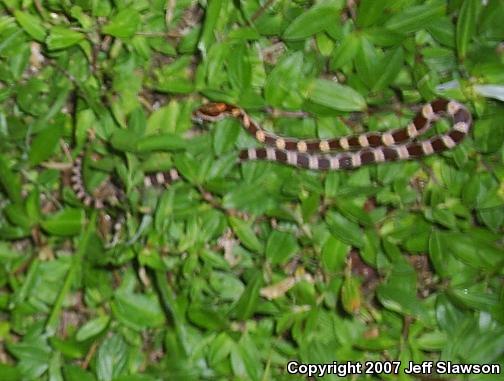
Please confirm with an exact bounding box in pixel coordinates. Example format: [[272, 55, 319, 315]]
[[70, 98, 472, 242], [194, 98, 472, 170], [71, 156, 180, 210], [70, 155, 180, 244]]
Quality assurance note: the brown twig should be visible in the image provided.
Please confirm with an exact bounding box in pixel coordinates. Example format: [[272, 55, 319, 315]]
[[33, 0, 49, 20], [197, 185, 241, 217], [165, 0, 176, 27], [135, 31, 170, 37], [266, 107, 310, 118], [251, 0, 276, 22], [82, 340, 99, 369]]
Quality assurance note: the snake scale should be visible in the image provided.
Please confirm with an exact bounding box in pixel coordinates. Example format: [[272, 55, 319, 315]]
[[70, 98, 472, 240]]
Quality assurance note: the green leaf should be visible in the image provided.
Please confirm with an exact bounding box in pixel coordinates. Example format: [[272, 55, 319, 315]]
[[50, 337, 86, 358], [379, 258, 426, 316], [436, 293, 466, 331], [0, 363, 21, 381], [229, 217, 263, 253], [40, 208, 84, 236], [0, 154, 22, 204], [96, 334, 128, 381], [265, 231, 299, 264], [208, 333, 233, 365], [4, 203, 31, 229], [112, 292, 165, 330], [76, 316, 110, 341], [14, 10, 46, 42], [325, 212, 365, 248], [136, 133, 187, 152], [341, 276, 361, 314], [232, 270, 263, 320], [355, 334, 397, 351], [233, 333, 262, 380], [0, 226, 31, 240], [102, 9, 140, 38], [355, 37, 379, 87], [47, 26, 85, 50], [173, 153, 201, 184], [456, 0, 480, 60], [264, 52, 304, 108], [306, 79, 366, 111], [63, 365, 97, 381], [416, 331, 447, 351], [6, 336, 51, 379], [198, 0, 224, 54], [385, 1, 444, 33], [450, 287, 499, 312], [429, 230, 448, 278], [29, 124, 63, 166], [209, 271, 244, 300], [357, 0, 389, 27], [110, 129, 141, 152], [444, 232, 501, 270], [213, 119, 240, 155], [322, 236, 350, 272], [222, 182, 276, 214], [372, 47, 404, 91], [283, 1, 344, 40], [25, 188, 42, 223], [316, 32, 334, 56], [427, 17, 456, 47], [330, 33, 360, 69], [227, 43, 252, 91], [478, 207, 504, 233], [187, 304, 227, 330], [75, 109, 96, 148], [335, 197, 374, 226], [301, 192, 320, 221]]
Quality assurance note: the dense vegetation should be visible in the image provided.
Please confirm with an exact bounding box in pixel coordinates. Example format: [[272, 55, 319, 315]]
[[0, 0, 503, 380]]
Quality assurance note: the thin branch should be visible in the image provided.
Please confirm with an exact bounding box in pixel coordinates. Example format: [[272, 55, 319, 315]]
[[265, 107, 310, 118], [251, 0, 276, 22], [165, 0, 176, 27], [82, 340, 99, 369]]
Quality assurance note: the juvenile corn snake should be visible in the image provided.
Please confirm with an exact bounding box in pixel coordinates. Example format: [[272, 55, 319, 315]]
[[70, 98, 472, 242]]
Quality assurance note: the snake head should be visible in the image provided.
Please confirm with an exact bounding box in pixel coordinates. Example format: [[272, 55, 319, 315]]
[[192, 102, 237, 122]]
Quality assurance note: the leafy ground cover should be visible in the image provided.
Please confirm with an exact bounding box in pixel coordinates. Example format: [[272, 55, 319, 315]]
[[0, 0, 503, 380]]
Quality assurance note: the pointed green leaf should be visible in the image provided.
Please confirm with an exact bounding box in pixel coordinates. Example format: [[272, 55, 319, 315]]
[[29, 124, 63, 166], [102, 9, 140, 38], [265, 231, 299, 264], [385, 1, 444, 33], [232, 270, 263, 320], [456, 0, 480, 60], [325, 212, 365, 247], [47, 26, 85, 50], [0, 154, 22, 204], [14, 11, 46, 42], [229, 217, 263, 253], [40, 208, 84, 236], [76, 316, 110, 341], [283, 1, 344, 40], [306, 79, 366, 111], [372, 47, 404, 91]]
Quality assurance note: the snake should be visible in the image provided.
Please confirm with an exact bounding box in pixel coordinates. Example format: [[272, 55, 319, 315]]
[[70, 98, 472, 242], [193, 98, 473, 171]]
